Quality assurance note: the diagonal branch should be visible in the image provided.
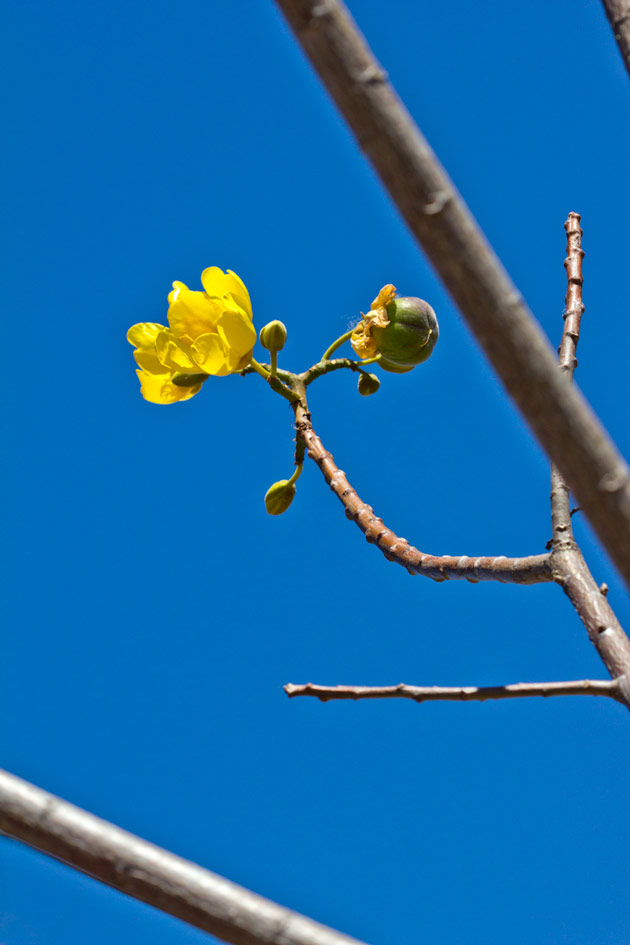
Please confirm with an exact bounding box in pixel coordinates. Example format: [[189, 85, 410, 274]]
[[274, 0, 630, 593], [290, 381, 551, 585], [600, 0, 630, 79], [0, 768, 369, 945], [285, 679, 626, 705]]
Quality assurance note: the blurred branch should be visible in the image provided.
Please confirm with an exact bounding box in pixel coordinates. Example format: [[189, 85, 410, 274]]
[[285, 679, 626, 705], [274, 0, 630, 593], [290, 378, 551, 584], [601, 0, 630, 79], [549, 215, 630, 688], [0, 769, 368, 945]]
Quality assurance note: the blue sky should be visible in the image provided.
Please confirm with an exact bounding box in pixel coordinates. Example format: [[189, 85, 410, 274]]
[[3, 1, 630, 943]]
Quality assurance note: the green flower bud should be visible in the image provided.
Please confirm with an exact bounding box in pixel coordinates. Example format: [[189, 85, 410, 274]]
[[357, 372, 381, 396], [260, 320, 288, 353], [372, 297, 438, 370], [172, 372, 208, 387], [264, 479, 296, 515]]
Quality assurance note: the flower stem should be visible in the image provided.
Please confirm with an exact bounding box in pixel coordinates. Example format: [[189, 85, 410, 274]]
[[287, 463, 303, 487], [357, 355, 381, 366], [270, 350, 278, 378], [322, 330, 354, 361], [249, 358, 270, 379]]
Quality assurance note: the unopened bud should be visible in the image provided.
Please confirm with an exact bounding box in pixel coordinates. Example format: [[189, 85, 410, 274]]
[[260, 320, 288, 353], [357, 372, 380, 396], [264, 479, 296, 515]]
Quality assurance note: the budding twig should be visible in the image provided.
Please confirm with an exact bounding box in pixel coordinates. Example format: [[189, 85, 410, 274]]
[[285, 679, 626, 705]]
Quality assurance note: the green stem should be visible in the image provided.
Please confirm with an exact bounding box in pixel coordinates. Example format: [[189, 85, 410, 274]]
[[322, 329, 354, 361], [270, 350, 278, 378], [287, 463, 303, 487], [357, 355, 381, 366], [249, 358, 270, 379], [301, 357, 380, 386]]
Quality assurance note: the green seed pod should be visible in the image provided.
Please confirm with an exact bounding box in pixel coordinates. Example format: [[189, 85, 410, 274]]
[[260, 320, 288, 353], [357, 372, 381, 396], [264, 479, 296, 515], [377, 359, 415, 374], [371, 297, 438, 370], [172, 373, 208, 387]]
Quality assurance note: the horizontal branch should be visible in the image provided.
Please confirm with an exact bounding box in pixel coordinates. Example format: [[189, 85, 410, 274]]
[[0, 769, 368, 945], [285, 679, 626, 705], [275, 0, 630, 592], [292, 397, 551, 584]]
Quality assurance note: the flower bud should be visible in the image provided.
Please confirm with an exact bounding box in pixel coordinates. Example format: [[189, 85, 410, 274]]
[[372, 297, 438, 371], [264, 479, 296, 515], [260, 320, 288, 353], [357, 372, 381, 396]]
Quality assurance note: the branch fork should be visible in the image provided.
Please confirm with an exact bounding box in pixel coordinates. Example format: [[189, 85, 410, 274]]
[[286, 213, 630, 710]]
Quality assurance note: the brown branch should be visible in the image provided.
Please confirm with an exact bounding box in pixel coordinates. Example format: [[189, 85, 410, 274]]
[[290, 381, 551, 585], [550, 213, 585, 551], [0, 768, 369, 945], [285, 679, 626, 705], [274, 0, 630, 593], [600, 0, 630, 80], [546, 217, 630, 694]]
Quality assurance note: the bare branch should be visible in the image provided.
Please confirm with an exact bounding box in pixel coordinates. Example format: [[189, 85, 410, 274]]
[[290, 385, 551, 584], [285, 679, 626, 705], [274, 0, 630, 592], [600, 0, 630, 80], [550, 213, 585, 549], [0, 769, 369, 945], [544, 215, 630, 695]]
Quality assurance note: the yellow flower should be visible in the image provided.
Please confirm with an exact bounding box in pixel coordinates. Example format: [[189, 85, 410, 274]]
[[127, 267, 256, 404], [350, 284, 396, 359]]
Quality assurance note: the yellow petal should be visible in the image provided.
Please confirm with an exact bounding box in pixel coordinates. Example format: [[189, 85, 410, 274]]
[[167, 281, 222, 342], [127, 322, 166, 350], [155, 330, 196, 371], [135, 370, 202, 404], [371, 284, 396, 310], [201, 267, 252, 319], [217, 309, 257, 364], [134, 349, 167, 375], [191, 332, 229, 375], [351, 323, 378, 359]]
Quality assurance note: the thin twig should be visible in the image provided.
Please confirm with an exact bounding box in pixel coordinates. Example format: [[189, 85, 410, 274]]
[[274, 0, 630, 592], [285, 679, 626, 705], [548, 215, 630, 698], [0, 769, 369, 945], [301, 357, 374, 385], [289, 381, 551, 584], [600, 0, 630, 80], [550, 213, 585, 551]]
